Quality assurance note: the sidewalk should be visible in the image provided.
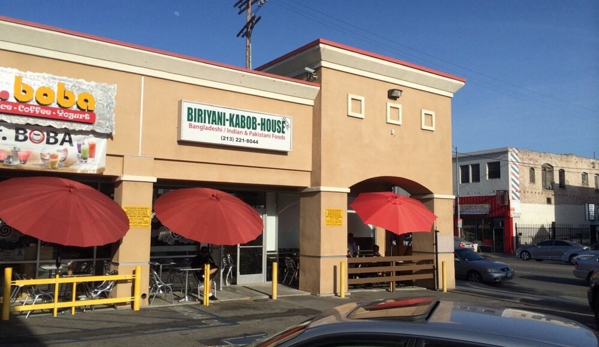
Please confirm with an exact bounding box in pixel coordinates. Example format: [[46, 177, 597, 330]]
[[2, 280, 594, 347]]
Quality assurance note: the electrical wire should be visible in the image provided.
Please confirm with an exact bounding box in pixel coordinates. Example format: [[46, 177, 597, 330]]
[[271, 0, 598, 123]]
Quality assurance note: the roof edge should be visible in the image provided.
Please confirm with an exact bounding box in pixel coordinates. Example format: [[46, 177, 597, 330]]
[[0, 15, 319, 88], [257, 38, 465, 83]]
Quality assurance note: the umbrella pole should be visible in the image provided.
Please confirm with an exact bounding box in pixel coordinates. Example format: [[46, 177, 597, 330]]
[[56, 246, 62, 270], [219, 246, 224, 291]]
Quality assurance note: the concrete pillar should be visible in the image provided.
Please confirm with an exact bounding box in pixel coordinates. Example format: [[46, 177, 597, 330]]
[[412, 194, 455, 290], [111, 156, 156, 306], [298, 187, 349, 295]]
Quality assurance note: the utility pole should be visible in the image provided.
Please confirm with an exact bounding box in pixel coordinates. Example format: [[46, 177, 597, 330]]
[[454, 146, 461, 238], [233, 0, 266, 69]]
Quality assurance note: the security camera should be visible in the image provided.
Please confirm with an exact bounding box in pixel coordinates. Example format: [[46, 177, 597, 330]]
[[304, 67, 315, 74]]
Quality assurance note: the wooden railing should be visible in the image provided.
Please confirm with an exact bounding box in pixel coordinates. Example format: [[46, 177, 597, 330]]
[[347, 255, 435, 291], [2, 266, 141, 321]]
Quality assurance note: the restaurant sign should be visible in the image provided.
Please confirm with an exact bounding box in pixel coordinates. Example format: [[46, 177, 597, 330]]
[[459, 204, 490, 215], [0, 123, 107, 174], [0, 67, 117, 134], [178, 100, 292, 152]]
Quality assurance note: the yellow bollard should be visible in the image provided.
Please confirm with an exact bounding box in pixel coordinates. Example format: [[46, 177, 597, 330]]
[[2, 267, 12, 321], [272, 262, 278, 300], [442, 261, 447, 292], [204, 263, 210, 306], [133, 265, 141, 311], [340, 261, 346, 298], [53, 274, 60, 317]]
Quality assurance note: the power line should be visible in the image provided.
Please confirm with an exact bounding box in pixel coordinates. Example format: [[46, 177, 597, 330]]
[[272, 1, 598, 123]]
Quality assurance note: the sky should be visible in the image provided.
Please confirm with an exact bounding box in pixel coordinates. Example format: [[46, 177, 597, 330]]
[[1, 1, 597, 158]]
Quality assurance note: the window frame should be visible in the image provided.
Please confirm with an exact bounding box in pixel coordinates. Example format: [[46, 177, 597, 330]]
[[558, 169, 566, 189], [386, 102, 402, 125], [471, 164, 480, 183], [542, 164, 554, 190], [487, 162, 501, 179], [459, 164, 480, 183], [582, 172, 588, 186], [347, 94, 365, 119], [460, 165, 470, 184]]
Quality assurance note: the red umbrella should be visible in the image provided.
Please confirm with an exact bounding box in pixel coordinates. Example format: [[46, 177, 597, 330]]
[[153, 188, 263, 245], [0, 177, 130, 247], [349, 192, 437, 235]]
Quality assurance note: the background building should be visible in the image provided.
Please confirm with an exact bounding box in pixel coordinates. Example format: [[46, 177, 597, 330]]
[[453, 147, 599, 254]]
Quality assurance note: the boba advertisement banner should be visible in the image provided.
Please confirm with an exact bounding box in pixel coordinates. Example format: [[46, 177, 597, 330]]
[[0, 123, 106, 174]]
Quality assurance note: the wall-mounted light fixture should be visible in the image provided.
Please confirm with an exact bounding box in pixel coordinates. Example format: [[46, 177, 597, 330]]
[[388, 88, 402, 100]]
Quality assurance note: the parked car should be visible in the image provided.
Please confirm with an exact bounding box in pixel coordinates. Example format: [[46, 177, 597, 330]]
[[574, 254, 599, 283], [587, 270, 599, 329], [516, 240, 588, 261], [454, 248, 514, 283], [562, 242, 599, 264], [454, 236, 479, 252], [246, 296, 599, 347]]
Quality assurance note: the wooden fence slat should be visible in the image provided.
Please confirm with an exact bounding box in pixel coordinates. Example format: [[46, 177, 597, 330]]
[[345, 255, 435, 290]]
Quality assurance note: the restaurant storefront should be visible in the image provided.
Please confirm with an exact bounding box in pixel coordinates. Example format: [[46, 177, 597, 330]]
[[0, 16, 464, 304]]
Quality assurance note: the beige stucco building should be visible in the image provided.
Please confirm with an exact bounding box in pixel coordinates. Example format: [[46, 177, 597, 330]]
[[0, 17, 464, 305]]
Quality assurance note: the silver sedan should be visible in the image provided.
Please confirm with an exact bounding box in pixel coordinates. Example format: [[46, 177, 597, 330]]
[[454, 248, 514, 283], [562, 242, 599, 264], [573, 254, 599, 283], [246, 296, 599, 347], [516, 240, 587, 261]]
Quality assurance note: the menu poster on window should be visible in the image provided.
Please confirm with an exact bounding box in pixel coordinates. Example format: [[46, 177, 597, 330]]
[[0, 123, 106, 174]]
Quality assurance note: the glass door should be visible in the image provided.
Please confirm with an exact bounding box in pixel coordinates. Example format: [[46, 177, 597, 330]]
[[236, 211, 265, 284]]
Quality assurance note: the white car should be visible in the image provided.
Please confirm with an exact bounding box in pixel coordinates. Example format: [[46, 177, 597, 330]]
[[454, 236, 479, 252]]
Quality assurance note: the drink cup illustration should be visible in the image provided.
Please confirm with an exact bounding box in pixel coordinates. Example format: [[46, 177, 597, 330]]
[[40, 150, 50, 165], [80, 144, 89, 162], [48, 153, 60, 169], [0, 150, 7, 163], [88, 141, 96, 159], [57, 148, 68, 166], [77, 139, 84, 154], [18, 151, 29, 164]]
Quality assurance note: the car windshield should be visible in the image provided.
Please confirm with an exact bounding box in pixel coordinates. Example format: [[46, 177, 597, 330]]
[[349, 297, 438, 321], [246, 320, 310, 347], [455, 249, 484, 261]]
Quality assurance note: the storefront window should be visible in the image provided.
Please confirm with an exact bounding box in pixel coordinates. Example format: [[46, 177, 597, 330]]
[[0, 221, 114, 291], [149, 187, 266, 268]]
